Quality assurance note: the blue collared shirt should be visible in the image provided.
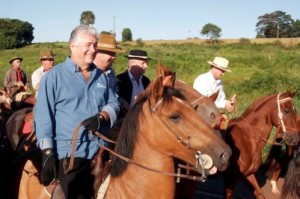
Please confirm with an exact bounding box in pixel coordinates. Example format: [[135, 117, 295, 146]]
[[35, 57, 120, 159]]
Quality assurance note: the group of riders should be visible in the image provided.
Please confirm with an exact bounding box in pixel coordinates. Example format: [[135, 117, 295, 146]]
[[0, 24, 239, 199]]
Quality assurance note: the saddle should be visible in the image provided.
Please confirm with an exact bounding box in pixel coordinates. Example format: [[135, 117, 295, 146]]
[[18, 148, 110, 199]]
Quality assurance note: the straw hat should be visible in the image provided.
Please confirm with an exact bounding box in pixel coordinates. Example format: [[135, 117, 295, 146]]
[[125, 49, 152, 60], [97, 33, 125, 53], [207, 57, 231, 72], [9, 56, 23, 64], [40, 49, 55, 60]]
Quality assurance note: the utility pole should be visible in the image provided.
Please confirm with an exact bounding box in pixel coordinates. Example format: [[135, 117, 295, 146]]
[[276, 22, 280, 38], [113, 16, 116, 35]]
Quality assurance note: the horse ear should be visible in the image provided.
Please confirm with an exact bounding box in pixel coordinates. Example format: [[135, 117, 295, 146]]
[[150, 77, 164, 106], [162, 72, 176, 87], [208, 90, 219, 102], [156, 63, 165, 77], [171, 72, 176, 87], [282, 91, 297, 98], [289, 91, 297, 98]]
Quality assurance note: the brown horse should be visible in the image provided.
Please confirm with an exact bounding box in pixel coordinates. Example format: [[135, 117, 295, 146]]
[[101, 76, 232, 198], [223, 92, 299, 199], [156, 63, 220, 128], [267, 116, 300, 195], [155, 63, 222, 199]]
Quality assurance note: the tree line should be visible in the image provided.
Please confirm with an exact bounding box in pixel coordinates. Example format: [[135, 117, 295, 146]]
[[1, 10, 299, 50]]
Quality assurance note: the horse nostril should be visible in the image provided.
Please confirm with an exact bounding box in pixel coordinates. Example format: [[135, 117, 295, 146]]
[[220, 152, 228, 163]]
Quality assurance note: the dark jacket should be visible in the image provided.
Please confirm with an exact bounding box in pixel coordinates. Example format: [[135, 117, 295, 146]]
[[116, 70, 150, 116]]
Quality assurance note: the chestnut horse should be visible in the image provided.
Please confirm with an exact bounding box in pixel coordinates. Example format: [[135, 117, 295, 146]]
[[223, 92, 299, 199], [155, 63, 221, 199], [156, 63, 220, 128], [101, 76, 231, 198]]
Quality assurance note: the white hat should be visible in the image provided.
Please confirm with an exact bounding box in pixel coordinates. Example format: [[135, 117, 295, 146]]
[[207, 57, 231, 72]]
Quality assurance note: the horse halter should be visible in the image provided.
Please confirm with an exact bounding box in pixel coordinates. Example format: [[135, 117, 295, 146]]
[[275, 93, 294, 144], [259, 93, 294, 146]]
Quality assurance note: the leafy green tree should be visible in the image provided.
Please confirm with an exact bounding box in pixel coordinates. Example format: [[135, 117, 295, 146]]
[[290, 20, 300, 37], [100, 31, 112, 35], [80, 11, 95, 25], [200, 23, 221, 45], [0, 18, 34, 49], [122, 28, 132, 42], [256, 11, 294, 38]]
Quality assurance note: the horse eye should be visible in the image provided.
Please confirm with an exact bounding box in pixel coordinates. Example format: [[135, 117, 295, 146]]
[[194, 105, 198, 111], [170, 114, 181, 122], [211, 112, 216, 120], [284, 107, 290, 113]]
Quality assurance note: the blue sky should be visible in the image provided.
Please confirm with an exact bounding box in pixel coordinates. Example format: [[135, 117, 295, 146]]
[[1, 0, 299, 43]]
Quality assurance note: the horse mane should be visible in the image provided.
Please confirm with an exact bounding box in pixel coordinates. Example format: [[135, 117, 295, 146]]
[[241, 93, 277, 117], [110, 86, 186, 177]]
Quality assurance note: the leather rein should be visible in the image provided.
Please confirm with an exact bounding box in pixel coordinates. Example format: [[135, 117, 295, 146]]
[[64, 96, 211, 182]]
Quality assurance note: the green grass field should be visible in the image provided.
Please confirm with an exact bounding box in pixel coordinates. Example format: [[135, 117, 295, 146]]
[[1, 40, 300, 113]]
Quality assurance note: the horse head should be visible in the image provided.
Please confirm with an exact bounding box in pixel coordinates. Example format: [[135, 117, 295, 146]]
[[145, 75, 231, 174], [275, 91, 299, 146], [156, 63, 221, 128]]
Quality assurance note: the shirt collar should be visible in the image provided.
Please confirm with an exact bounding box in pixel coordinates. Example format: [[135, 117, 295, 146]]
[[66, 56, 96, 74], [128, 70, 142, 82]]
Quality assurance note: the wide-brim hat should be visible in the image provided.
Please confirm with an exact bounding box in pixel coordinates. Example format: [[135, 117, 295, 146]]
[[9, 56, 23, 64], [40, 49, 55, 60], [97, 33, 125, 53], [125, 49, 152, 60], [207, 56, 231, 72]]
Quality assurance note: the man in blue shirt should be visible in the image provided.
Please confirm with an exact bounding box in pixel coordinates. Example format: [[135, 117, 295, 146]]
[[35, 25, 120, 198]]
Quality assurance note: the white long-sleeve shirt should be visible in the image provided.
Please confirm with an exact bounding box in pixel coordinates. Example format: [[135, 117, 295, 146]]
[[193, 70, 229, 109]]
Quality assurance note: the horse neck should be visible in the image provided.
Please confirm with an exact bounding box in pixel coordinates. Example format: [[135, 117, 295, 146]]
[[107, 133, 176, 199], [242, 102, 278, 138]]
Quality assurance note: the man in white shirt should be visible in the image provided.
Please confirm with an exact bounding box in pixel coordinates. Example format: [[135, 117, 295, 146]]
[[31, 49, 55, 96], [193, 56, 236, 113]]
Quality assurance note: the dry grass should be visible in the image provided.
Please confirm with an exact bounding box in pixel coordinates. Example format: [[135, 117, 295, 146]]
[[125, 37, 300, 47]]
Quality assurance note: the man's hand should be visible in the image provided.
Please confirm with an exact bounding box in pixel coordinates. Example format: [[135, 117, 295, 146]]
[[81, 114, 104, 132], [17, 81, 24, 87], [41, 148, 57, 186], [230, 94, 237, 104], [225, 94, 237, 113]]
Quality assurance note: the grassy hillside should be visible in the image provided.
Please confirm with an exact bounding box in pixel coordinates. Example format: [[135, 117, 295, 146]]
[[1, 39, 300, 115]]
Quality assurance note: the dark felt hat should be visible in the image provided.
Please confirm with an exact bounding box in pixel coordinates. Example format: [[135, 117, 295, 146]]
[[125, 49, 152, 60]]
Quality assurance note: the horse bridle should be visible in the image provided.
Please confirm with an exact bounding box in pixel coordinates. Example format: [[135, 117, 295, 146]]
[[151, 97, 214, 180], [248, 93, 294, 146]]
